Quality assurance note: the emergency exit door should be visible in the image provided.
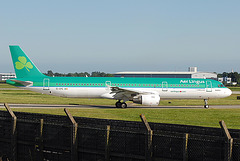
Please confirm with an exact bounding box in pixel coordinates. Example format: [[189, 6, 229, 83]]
[[206, 81, 212, 92], [43, 78, 50, 90]]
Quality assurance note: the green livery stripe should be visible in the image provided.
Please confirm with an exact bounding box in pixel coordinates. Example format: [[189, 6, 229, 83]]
[[9, 77, 226, 89]]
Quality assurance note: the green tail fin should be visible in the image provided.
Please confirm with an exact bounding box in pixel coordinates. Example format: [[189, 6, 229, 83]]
[[9, 45, 46, 78]]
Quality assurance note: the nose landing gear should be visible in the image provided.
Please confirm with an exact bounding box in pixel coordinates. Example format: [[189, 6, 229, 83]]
[[204, 99, 209, 109]]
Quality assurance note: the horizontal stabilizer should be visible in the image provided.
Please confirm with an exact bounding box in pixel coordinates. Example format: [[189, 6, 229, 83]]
[[11, 80, 33, 87]]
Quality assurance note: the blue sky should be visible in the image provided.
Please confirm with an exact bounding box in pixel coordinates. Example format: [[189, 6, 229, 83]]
[[1, 1, 240, 74]]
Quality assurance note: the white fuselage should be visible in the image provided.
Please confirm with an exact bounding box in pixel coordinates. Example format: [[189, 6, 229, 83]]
[[24, 86, 232, 100]]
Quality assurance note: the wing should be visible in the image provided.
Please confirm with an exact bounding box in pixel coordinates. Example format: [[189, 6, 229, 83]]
[[110, 86, 158, 101]]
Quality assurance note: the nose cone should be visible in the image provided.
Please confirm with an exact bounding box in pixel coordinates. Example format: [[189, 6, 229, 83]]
[[225, 88, 232, 97]]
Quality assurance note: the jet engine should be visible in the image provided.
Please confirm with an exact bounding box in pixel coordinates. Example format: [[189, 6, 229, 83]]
[[133, 94, 160, 106]]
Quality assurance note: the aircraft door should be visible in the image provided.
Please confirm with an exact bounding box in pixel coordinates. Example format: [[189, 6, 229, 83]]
[[162, 81, 168, 92], [43, 78, 50, 90], [105, 81, 111, 90], [206, 81, 212, 92]]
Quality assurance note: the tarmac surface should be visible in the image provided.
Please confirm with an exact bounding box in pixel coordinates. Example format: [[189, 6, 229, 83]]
[[0, 103, 240, 109]]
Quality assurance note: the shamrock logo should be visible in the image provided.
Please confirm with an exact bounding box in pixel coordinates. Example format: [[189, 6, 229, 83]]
[[15, 56, 33, 72]]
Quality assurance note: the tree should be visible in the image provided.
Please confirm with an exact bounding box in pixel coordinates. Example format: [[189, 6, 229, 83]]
[[218, 72, 240, 85], [91, 71, 114, 77], [44, 70, 113, 77], [45, 70, 54, 77]]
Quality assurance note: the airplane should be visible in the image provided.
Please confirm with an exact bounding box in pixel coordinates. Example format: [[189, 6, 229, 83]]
[[6, 45, 232, 108]]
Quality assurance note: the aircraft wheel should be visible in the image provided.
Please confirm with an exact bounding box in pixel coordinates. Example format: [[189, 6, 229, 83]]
[[115, 101, 122, 108], [121, 102, 127, 108]]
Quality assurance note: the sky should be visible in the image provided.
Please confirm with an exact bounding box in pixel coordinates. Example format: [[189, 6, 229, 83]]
[[0, 0, 240, 74]]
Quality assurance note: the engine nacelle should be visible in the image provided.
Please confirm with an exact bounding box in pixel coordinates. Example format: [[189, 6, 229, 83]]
[[133, 94, 160, 106]]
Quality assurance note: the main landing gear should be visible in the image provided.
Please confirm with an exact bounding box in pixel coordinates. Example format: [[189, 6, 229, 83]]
[[204, 99, 209, 109], [115, 100, 127, 108]]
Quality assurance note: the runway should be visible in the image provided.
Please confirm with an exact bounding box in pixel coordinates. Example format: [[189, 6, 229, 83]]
[[1, 103, 240, 109]]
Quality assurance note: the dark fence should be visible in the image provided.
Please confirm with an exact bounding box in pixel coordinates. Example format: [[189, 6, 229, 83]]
[[0, 103, 239, 161]]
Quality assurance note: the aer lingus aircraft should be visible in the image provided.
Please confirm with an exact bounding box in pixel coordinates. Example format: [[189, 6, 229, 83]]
[[7, 46, 232, 108]]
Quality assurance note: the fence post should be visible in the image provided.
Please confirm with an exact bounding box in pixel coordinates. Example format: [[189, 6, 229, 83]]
[[4, 103, 17, 161], [37, 119, 44, 161], [140, 114, 153, 161], [64, 108, 78, 161], [105, 125, 111, 161], [219, 120, 233, 161], [183, 133, 189, 161]]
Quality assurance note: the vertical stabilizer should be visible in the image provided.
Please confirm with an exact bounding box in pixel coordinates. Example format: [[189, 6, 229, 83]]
[[9, 45, 46, 78]]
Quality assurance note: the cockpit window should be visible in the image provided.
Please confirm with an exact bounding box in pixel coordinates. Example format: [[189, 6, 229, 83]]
[[218, 84, 224, 87]]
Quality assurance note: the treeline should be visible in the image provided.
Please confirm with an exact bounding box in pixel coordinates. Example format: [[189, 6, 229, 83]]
[[218, 72, 240, 84], [44, 70, 114, 77]]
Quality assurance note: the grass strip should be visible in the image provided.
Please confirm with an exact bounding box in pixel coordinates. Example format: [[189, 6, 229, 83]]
[[1, 107, 239, 129]]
